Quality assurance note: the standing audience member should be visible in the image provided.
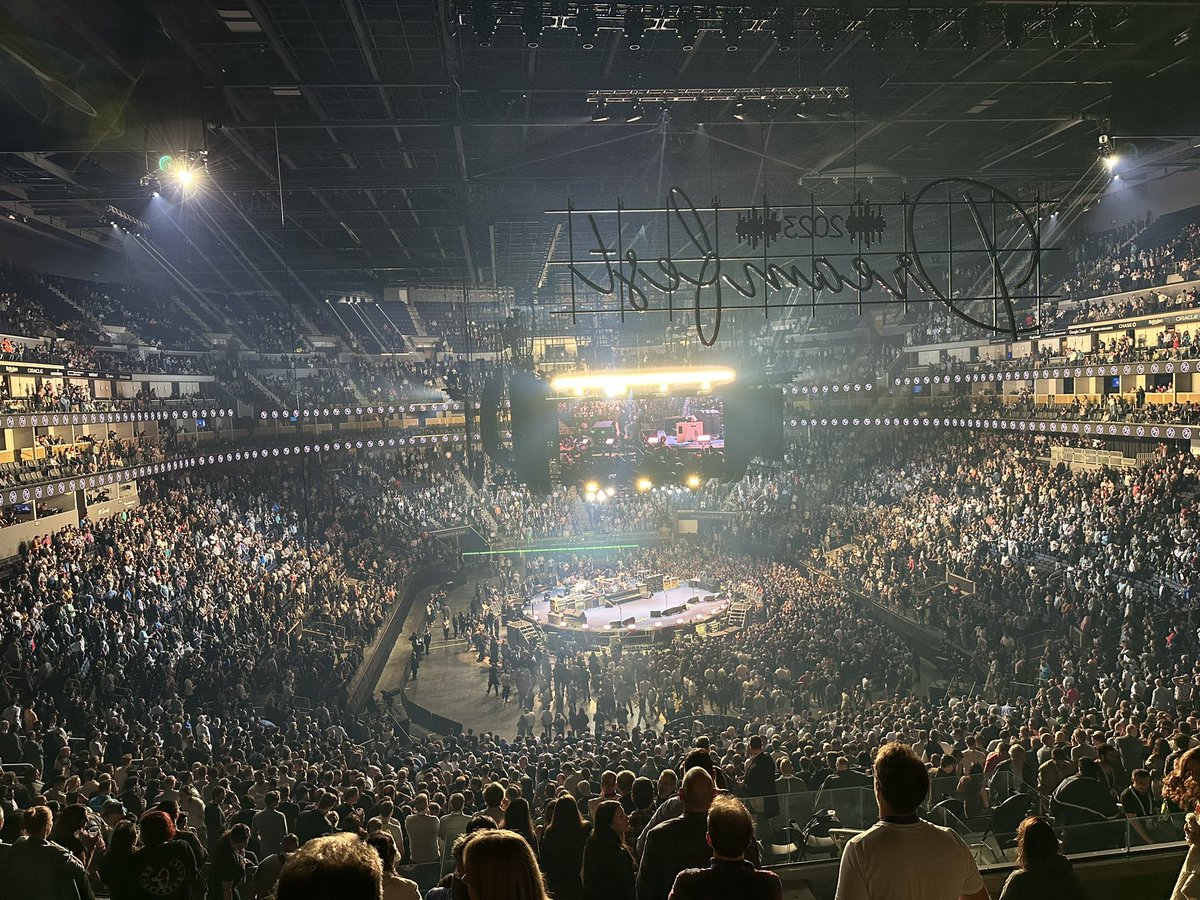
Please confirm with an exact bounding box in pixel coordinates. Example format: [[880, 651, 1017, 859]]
[[129, 810, 198, 900], [405, 792, 441, 864], [667, 795, 782, 900], [998, 817, 1087, 900], [209, 823, 252, 900], [3, 806, 96, 900], [502, 797, 538, 854], [742, 735, 780, 837], [438, 793, 471, 876], [637, 767, 717, 900], [367, 831, 421, 900], [252, 791, 289, 859], [582, 800, 636, 900], [276, 832, 382, 900], [834, 743, 988, 900], [539, 795, 591, 900], [98, 819, 139, 900], [463, 829, 551, 900], [253, 833, 299, 900]]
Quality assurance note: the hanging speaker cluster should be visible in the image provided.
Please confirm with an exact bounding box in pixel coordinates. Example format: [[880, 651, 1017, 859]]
[[509, 371, 556, 493], [722, 383, 785, 481]]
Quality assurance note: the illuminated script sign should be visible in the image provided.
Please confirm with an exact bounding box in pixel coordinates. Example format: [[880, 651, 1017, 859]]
[[546, 179, 1055, 346]]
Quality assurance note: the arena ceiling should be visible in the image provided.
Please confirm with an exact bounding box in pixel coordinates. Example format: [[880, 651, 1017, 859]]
[[1, 0, 1199, 300]]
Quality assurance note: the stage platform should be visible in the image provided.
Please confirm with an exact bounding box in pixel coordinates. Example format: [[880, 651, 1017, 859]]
[[528, 582, 730, 634]]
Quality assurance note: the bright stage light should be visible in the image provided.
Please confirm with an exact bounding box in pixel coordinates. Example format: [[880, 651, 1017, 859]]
[[636, 477, 653, 492], [1103, 154, 1119, 171], [177, 167, 195, 186], [686, 474, 702, 489], [585, 481, 599, 493], [550, 366, 736, 396]]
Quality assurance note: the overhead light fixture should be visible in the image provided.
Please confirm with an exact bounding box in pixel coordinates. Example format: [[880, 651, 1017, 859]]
[[866, 9, 890, 51], [177, 167, 196, 187], [626, 98, 646, 122], [764, 99, 778, 119], [623, 6, 645, 50], [521, 2, 544, 47], [685, 474, 702, 490], [816, 12, 841, 51], [1003, 9, 1026, 48], [960, 7, 983, 49], [771, 9, 795, 51], [636, 477, 652, 492], [471, 0, 497, 46], [733, 96, 747, 120], [908, 9, 931, 51], [576, 3, 598, 48], [1090, 10, 1111, 47], [677, 8, 698, 50], [592, 98, 611, 122], [721, 8, 742, 51], [1049, 5, 1074, 49], [794, 97, 810, 120], [550, 366, 736, 396]]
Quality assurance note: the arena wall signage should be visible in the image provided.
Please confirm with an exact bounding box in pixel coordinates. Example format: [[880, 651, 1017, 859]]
[[549, 180, 1055, 346]]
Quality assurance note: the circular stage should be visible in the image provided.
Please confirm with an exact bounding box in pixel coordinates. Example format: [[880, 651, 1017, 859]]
[[527, 576, 733, 638]]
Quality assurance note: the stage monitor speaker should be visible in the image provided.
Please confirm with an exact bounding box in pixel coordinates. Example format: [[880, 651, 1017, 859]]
[[650, 609, 662, 618], [510, 371, 555, 492], [622, 616, 636, 627], [723, 383, 785, 481]]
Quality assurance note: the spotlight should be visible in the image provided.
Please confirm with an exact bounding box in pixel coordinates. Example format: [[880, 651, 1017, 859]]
[[866, 9, 890, 51], [471, 0, 497, 46], [623, 6, 645, 49], [576, 3, 598, 48], [1003, 9, 1026, 48], [1090, 11, 1111, 48], [1104, 154, 1119, 171], [592, 98, 611, 122], [960, 7, 983, 49], [626, 98, 646, 122], [522, 2, 544, 47], [721, 8, 742, 50], [585, 480, 599, 493], [771, 9, 795, 51], [1049, 5, 1074, 49], [816, 12, 841, 51], [685, 474, 701, 489], [677, 8, 698, 49], [908, 9, 931, 52], [764, 99, 778, 119], [177, 167, 195, 187], [733, 96, 747, 120], [794, 97, 810, 120], [636, 477, 653, 492]]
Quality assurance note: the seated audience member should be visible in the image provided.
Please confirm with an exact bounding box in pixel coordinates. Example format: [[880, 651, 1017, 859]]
[[366, 831, 421, 900], [834, 743, 988, 900], [463, 829, 551, 900], [276, 832, 383, 900], [998, 817, 1086, 900], [4, 805, 96, 900], [668, 794, 781, 900]]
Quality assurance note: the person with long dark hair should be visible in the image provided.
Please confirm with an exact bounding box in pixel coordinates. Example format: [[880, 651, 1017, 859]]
[[998, 816, 1086, 900], [208, 823, 251, 900], [502, 797, 538, 854], [582, 800, 635, 900], [97, 820, 139, 900], [538, 791, 590, 900]]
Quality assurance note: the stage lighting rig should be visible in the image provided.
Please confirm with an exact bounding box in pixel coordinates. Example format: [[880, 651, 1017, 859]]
[[471, 0, 497, 46], [959, 6, 983, 49], [1049, 5, 1074, 49], [591, 98, 611, 121], [770, 8, 794, 51], [908, 9, 931, 52], [1003, 9, 1026, 48], [575, 2, 598, 47], [623, 6, 645, 49], [720, 7, 742, 51], [866, 8, 890, 51], [1090, 10, 1111, 47], [815, 11, 841, 51], [521, 2, 544, 46], [676, 8, 698, 49], [626, 98, 647, 122]]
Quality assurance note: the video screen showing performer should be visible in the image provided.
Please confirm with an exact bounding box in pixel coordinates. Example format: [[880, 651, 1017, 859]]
[[557, 393, 724, 484]]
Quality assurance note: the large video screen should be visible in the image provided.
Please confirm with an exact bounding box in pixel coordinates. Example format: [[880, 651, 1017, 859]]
[[556, 393, 725, 485]]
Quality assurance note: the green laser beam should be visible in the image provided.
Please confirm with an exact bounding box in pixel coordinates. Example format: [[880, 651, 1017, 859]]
[[463, 543, 640, 557]]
